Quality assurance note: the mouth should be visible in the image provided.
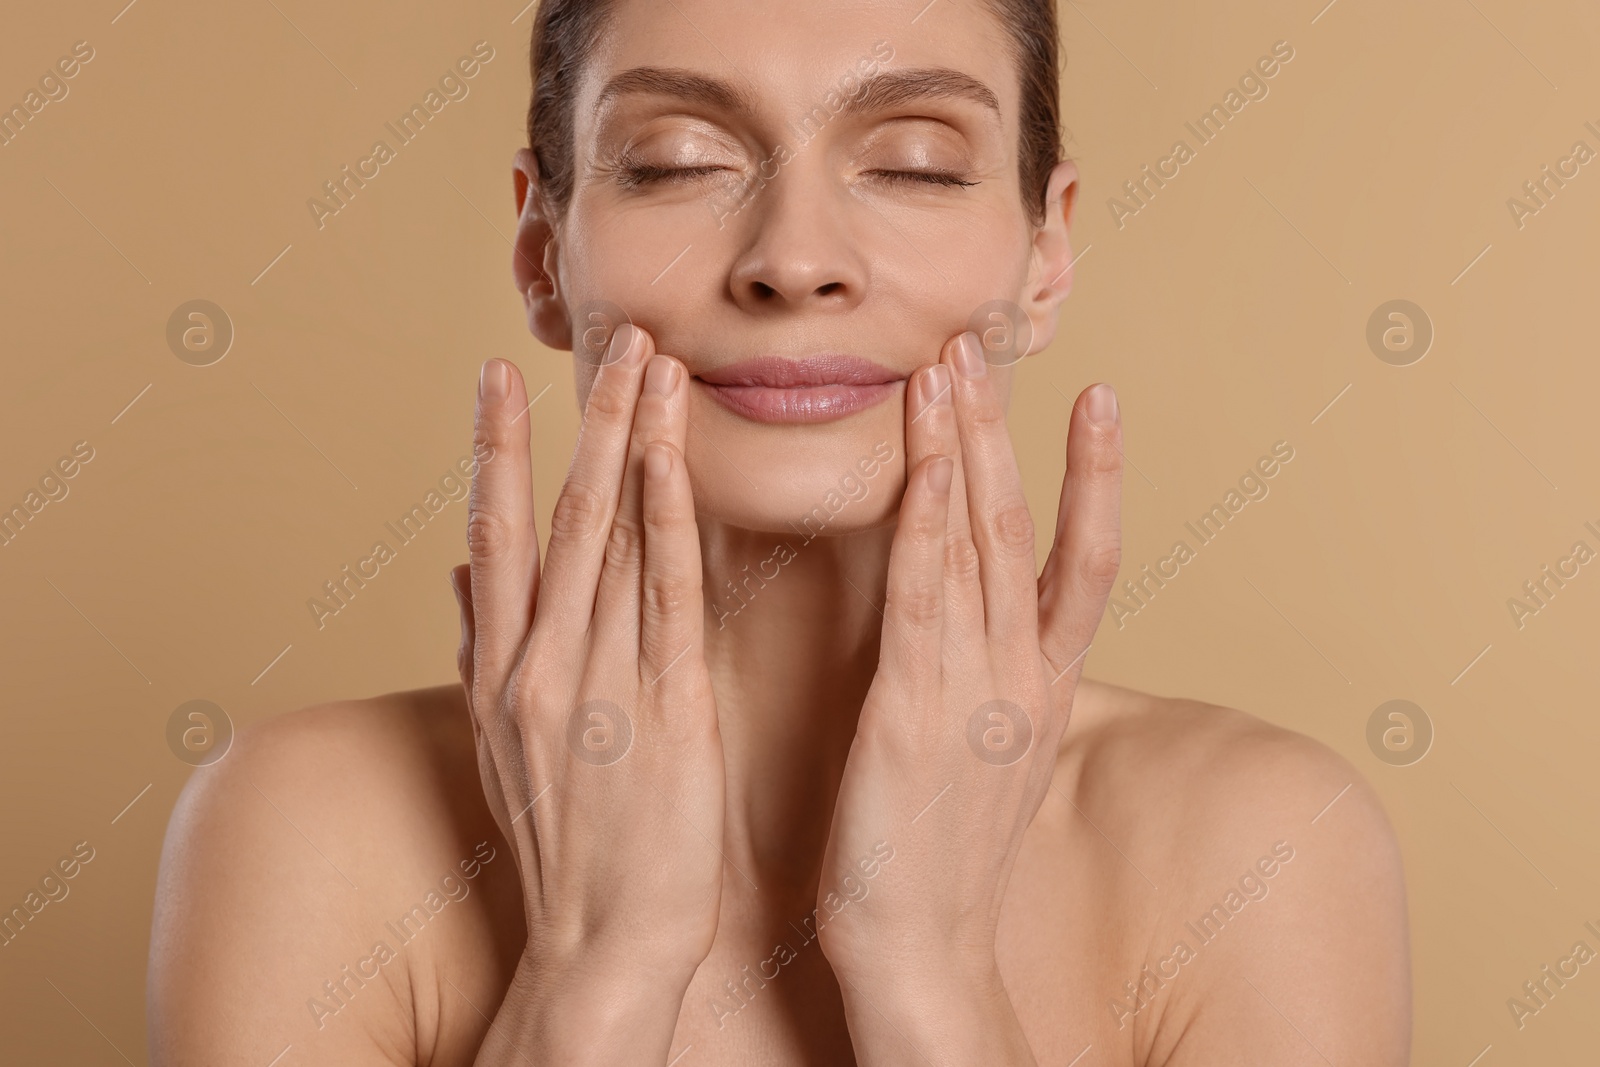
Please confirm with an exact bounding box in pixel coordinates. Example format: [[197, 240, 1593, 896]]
[[692, 355, 905, 424]]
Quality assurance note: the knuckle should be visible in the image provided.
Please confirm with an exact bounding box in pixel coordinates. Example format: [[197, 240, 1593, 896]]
[[1077, 534, 1123, 592], [465, 509, 507, 559], [642, 494, 685, 531], [890, 581, 942, 628], [969, 401, 1009, 435], [468, 675, 503, 730], [1079, 443, 1123, 485], [549, 480, 609, 543], [641, 573, 693, 626], [1090, 439, 1123, 475], [990, 499, 1036, 554], [641, 462, 686, 529], [945, 536, 982, 584], [505, 667, 547, 736], [471, 421, 498, 459], [585, 379, 632, 421], [904, 505, 944, 546], [604, 518, 644, 572]]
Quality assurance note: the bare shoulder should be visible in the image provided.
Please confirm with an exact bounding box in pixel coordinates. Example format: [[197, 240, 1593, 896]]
[[149, 685, 520, 1066], [155, 684, 491, 902], [1060, 680, 1410, 1066], [1063, 678, 1398, 847]]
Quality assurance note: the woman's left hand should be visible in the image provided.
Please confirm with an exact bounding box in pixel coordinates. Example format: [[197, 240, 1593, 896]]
[[815, 331, 1123, 1065]]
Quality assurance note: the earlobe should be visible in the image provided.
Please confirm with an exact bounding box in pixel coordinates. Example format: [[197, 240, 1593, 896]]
[[511, 147, 572, 349]]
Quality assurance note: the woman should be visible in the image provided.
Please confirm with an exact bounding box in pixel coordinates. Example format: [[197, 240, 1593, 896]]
[[148, 0, 1411, 1063]]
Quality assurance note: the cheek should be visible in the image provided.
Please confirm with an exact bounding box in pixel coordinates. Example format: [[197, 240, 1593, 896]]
[[566, 189, 719, 299], [912, 212, 1036, 332]]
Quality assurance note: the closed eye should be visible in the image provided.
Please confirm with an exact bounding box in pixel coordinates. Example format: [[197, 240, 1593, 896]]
[[612, 162, 979, 192], [615, 162, 731, 188], [867, 169, 979, 188]]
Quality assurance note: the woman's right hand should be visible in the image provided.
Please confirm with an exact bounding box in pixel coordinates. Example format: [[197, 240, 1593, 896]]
[[449, 324, 723, 1063]]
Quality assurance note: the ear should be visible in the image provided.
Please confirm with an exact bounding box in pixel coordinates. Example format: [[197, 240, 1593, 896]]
[[512, 148, 572, 349], [1019, 159, 1079, 356]]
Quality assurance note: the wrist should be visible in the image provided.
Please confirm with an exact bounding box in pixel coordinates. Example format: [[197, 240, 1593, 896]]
[[833, 963, 1034, 1066], [821, 922, 999, 990], [503, 951, 694, 1064], [834, 950, 1006, 1012], [526, 915, 710, 990]]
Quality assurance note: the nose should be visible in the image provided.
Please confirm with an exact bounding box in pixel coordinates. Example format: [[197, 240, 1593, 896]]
[[727, 167, 868, 314]]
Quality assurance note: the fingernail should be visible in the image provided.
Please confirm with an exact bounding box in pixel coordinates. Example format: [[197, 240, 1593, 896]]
[[607, 323, 641, 365], [919, 364, 951, 409], [1086, 383, 1118, 426], [954, 332, 987, 379], [644, 442, 671, 480], [480, 359, 509, 403], [645, 354, 676, 396], [928, 455, 953, 494]]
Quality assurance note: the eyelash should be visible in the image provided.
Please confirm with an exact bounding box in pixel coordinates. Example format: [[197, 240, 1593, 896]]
[[615, 162, 727, 188], [613, 162, 978, 190], [868, 169, 978, 188]]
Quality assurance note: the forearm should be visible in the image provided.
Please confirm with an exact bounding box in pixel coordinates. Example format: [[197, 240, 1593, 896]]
[[472, 953, 693, 1066], [834, 962, 1038, 1067]]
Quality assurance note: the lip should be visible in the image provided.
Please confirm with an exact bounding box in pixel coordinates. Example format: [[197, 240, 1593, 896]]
[[694, 355, 905, 424]]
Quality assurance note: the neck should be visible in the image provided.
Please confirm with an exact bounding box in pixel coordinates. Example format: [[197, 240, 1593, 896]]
[[698, 517, 894, 911]]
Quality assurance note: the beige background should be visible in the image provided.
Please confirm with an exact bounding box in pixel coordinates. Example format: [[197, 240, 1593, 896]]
[[2, 0, 1597, 1062]]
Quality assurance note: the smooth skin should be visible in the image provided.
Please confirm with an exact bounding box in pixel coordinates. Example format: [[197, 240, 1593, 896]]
[[147, 0, 1411, 1063]]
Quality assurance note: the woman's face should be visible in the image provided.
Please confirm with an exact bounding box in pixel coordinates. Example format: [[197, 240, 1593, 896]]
[[515, 0, 1077, 534]]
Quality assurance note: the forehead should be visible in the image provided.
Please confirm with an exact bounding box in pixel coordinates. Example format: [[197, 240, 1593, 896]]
[[576, 0, 1020, 125]]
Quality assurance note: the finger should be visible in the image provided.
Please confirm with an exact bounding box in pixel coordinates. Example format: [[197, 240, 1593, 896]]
[[905, 363, 984, 651], [944, 331, 1041, 649], [452, 560, 497, 773], [532, 324, 653, 648], [460, 385, 540, 839], [592, 352, 690, 659], [636, 437, 708, 707], [450, 562, 476, 699], [1037, 383, 1122, 690], [466, 358, 537, 689], [880, 452, 954, 691], [453, 562, 526, 854]]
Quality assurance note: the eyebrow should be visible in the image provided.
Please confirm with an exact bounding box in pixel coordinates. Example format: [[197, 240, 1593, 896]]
[[593, 65, 1000, 123]]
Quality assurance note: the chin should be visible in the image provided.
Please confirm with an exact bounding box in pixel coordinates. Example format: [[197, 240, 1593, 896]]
[[682, 389, 908, 537]]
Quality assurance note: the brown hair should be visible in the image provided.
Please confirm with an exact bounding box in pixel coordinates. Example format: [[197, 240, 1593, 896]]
[[526, 0, 1063, 226]]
